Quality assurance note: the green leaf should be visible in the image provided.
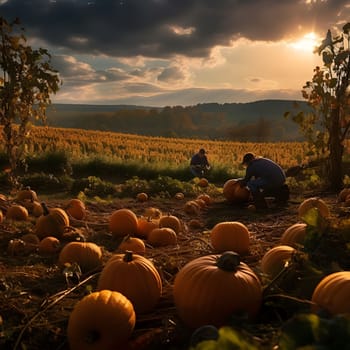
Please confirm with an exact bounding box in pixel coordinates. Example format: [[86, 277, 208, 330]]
[[301, 207, 319, 227]]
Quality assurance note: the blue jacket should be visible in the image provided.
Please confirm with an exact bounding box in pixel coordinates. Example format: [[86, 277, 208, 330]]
[[243, 157, 286, 189]]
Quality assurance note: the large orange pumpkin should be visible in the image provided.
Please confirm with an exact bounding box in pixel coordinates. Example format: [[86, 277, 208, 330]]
[[35, 204, 70, 239], [67, 290, 136, 350], [223, 179, 250, 204], [117, 235, 146, 255], [311, 271, 350, 315], [298, 197, 330, 219], [136, 216, 159, 239], [97, 251, 162, 314], [173, 251, 262, 328], [5, 205, 29, 221], [159, 214, 181, 234], [260, 245, 296, 278], [65, 199, 86, 220], [58, 242, 103, 272], [210, 221, 250, 255], [280, 222, 307, 248], [109, 209, 138, 237], [147, 227, 177, 247]]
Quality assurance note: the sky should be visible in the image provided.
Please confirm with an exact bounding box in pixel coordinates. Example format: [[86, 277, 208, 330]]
[[0, 0, 349, 107]]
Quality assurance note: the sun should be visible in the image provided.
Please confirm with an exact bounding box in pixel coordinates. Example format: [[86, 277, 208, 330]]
[[289, 32, 320, 53]]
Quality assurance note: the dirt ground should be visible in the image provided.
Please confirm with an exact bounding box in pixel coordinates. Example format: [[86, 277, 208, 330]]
[[0, 189, 340, 350]]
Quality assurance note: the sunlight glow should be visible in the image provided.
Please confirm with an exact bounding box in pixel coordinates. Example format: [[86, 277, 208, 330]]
[[289, 32, 319, 53]]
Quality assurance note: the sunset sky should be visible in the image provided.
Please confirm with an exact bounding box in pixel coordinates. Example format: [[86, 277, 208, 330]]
[[1, 0, 349, 107]]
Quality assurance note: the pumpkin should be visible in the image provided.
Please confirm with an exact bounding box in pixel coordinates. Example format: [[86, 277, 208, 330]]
[[136, 192, 148, 202], [174, 192, 185, 200], [194, 198, 206, 209], [147, 227, 177, 247], [260, 245, 296, 278], [143, 207, 162, 219], [198, 178, 209, 188], [136, 216, 159, 238], [298, 197, 330, 219], [173, 251, 262, 328], [338, 188, 350, 202], [197, 193, 211, 205], [109, 208, 138, 237], [21, 233, 40, 245], [210, 221, 250, 255], [223, 179, 251, 204], [5, 204, 29, 221], [159, 214, 181, 234], [117, 235, 146, 255], [7, 239, 27, 256], [65, 199, 86, 220], [38, 236, 61, 255], [58, 241, 103, 272], [0, 209, 3, 224], [280, 222, 307, 247], [311, 271, 350, 315], [97, 251, 162, 314], [16, 186, 38, 202], [188, 219, 202, 229], [67, 290, 136, 350], [31, 201, 44, 217], [35, 204, 70, 239], [184, 200, 201, 215]]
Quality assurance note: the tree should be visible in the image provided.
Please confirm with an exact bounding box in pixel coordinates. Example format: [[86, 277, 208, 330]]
[[285, 23, 350, 191], [0, 17, 61, 187]]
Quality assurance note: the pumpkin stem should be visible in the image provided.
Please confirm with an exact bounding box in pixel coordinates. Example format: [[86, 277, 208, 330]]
[[123, 250, 134, 262], [40, 202, 50, 216], [216, 251, 241, 271]]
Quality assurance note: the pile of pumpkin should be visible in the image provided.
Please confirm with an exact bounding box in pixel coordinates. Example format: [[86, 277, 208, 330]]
[[1, 185, 350, 349]]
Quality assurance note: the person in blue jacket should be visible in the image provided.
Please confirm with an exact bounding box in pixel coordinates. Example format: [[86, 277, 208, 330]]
[[239, 152, 289, 207], [190, 148, 210, 177]]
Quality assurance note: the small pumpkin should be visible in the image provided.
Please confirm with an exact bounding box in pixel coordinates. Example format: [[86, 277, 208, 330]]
[[67, 290, 136, 350], [197, 193, 211, 205], [16, 186, 38, 202], [136, 192, 148, 202], [35, 203, 70, 239], [65, 199, 86, 220], [198, 178, 209, 188], [0, 209, 3, 224], [109, 208, 138, 237], [97, 251, 162, 314], [58, 241, 103, 272], [147, 227, 177, 247], [5, 204, 29, 221], [38, 236, 61, 255], [174, 192, 185, 200], [143, 207, 162, 219], [117, 235, 146, 255], [210, 221, 250, 255], [159, 214, 181, 234], [223, 179, 251, 204], [260, 245, 296, 278], [280, 222, 307, 248], [136, 216, 159, 239], [7, 239, 27, 256], [298, 197, 330, 219], [311, 271, 350, 315], [173, 251, 262, 328], [184, 200, 201, 215], [338, 188, 350, 202]]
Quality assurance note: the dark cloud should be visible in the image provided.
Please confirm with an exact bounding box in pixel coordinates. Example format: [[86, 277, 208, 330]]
[[1, 0, 349, 59], [157, 66, 185, 82]]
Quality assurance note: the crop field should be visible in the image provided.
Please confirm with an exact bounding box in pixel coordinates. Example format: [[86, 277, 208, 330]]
[[0, 126, 311, 172]]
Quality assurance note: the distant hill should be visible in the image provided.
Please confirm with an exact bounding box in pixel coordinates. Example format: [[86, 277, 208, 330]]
[[46, 99, 309, 141]]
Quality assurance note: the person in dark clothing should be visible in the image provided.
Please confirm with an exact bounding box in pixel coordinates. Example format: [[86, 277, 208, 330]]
[[239, 153, 289, 207], [190, 148, 210, 177]]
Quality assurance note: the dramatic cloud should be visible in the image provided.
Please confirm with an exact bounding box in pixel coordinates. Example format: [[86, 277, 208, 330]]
[[1, 0, 349, 106]]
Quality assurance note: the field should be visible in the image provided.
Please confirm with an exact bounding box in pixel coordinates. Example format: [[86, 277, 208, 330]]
[[1, 127, 350, 350]]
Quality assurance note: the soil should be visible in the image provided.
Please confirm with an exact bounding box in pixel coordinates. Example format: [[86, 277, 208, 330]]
[[0, 189, 341, 350]]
